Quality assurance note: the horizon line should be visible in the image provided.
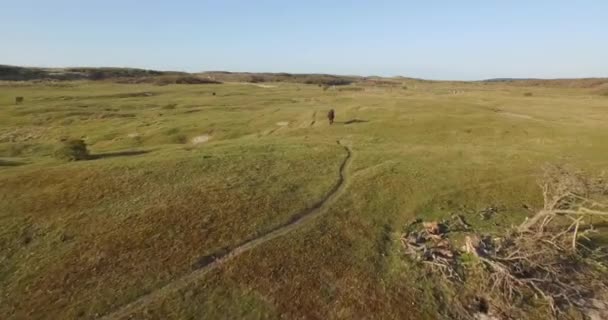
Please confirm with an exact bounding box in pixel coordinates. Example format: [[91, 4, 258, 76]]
[[2, 63, 607, 82]]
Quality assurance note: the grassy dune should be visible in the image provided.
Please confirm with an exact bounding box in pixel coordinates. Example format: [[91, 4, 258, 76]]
[[1, 80, 607, 319]]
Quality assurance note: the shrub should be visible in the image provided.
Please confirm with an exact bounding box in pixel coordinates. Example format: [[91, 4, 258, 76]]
[[54, 139, 89, 161], [162, 103, 177, 110], [165, 127, 180, 135], [153, 75, 221, 86], [523, 92, 533, 97], [249, 75, 265, 83], [305, 77, 352, 86], [170, 134, 188, 144], [132, 135, 143, 145], [89, 71, 106, 80], [0, 159, 23, 167]]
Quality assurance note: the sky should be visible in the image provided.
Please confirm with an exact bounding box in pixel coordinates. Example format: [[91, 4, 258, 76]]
[[1, 0, 607, 80]]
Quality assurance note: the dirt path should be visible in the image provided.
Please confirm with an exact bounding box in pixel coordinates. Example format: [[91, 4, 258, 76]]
[[264, 127, 281, 136], [100, 141, 353, 320]]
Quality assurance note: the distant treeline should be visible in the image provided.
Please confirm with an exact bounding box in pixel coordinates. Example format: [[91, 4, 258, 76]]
[[482, 77, 608, 89], [198, 71, 358, 86], [0, 65, 182, 81], [0, 65, 356, 86], [3, 65, 605, 90], [0, 65, 360, 86]]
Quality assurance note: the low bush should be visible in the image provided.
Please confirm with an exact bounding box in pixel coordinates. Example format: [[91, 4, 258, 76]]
[[249, 75, 266, 83], [304, 77, 353, 86], [53, 139, 89, 161], [154, 75, 221, 86], [162, 104, 177, 110], [165, 127, 180, 135], [170, 134, 188, 144]]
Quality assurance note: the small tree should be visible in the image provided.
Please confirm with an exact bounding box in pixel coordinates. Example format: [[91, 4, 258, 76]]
[[54, 139, 90, 161], [249, 75, 265, 83]]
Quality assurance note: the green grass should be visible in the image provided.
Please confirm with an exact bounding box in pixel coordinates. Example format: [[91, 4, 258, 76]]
[[1, 80, 607, 319]]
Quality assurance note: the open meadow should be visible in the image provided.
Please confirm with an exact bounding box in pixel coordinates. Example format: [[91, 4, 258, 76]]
[[1, 78, 608, 319]]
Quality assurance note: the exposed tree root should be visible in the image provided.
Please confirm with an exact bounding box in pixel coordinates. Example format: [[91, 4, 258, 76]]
[[402, 165, 608, 319]]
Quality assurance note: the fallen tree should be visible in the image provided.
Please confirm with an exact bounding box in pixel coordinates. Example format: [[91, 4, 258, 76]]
[[402, 165, 608, 319]]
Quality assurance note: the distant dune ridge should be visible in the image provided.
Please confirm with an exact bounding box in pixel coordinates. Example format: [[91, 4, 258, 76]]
[[2, 64, 607, 91], [0, 64, 357, 86]]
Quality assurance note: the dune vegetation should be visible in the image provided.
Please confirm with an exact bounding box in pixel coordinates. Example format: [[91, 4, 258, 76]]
[[1, 75, 607, 319]]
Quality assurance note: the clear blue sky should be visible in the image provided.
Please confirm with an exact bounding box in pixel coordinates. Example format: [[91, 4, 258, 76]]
[[2, 0, 607, 80]]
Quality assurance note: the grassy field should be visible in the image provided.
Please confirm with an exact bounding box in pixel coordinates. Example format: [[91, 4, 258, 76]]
[[1, 79, 607, 319]]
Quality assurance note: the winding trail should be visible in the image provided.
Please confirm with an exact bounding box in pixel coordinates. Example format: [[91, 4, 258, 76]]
[[101, 141, 353, 320]]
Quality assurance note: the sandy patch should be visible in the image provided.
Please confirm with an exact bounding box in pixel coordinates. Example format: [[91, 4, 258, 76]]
[[498, 111, 534, 120], [474, 313, 500, 320], [584, 299, 608, 320], [127, 133, 140, 138], [276, 121, 289, 126], [191, 134, 211, 144], [241, 83, 277, 88]]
